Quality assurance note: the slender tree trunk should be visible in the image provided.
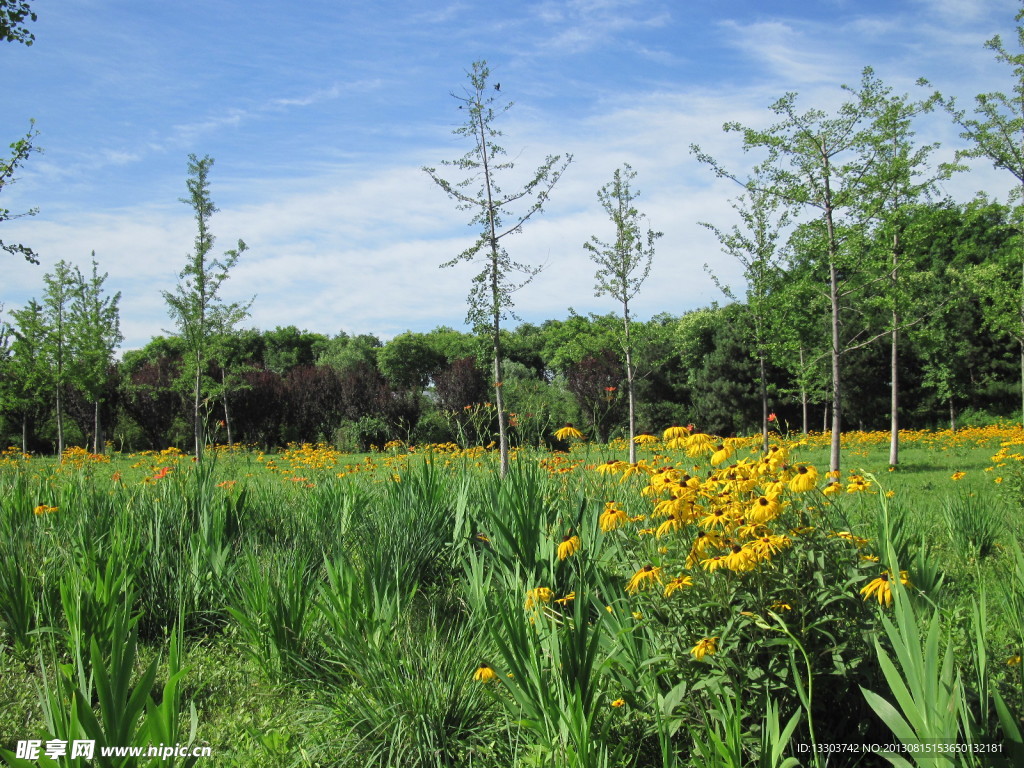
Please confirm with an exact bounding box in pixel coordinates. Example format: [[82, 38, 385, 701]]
[[1019, 338, 1024, 427], [823, 404, 829, 433], [823, 165, 842, 474], [624, 302, 636, 465], [828, 260, 842, 473], [193, 364, 203, 461], [94, 400, 101, 454], [55, 387, 64, 459], [759, 353, 769, 453], [222, 368, 234, 447], [890, 322, 899, 466], [21, 415, 28, 455], [950, 398, 957, 432], [889, 227, 900, 466], [475, 106, 508, 479], [799, 347, 808, 435], [493, 329, 508, 478]]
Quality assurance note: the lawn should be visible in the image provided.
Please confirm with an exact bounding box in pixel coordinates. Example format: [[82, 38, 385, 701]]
[[1, 426, 1022, 767]]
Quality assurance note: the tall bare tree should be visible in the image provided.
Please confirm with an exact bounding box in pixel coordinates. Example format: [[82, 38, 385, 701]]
[[585, 164, 660, 463], [424, 61, 571, 477]]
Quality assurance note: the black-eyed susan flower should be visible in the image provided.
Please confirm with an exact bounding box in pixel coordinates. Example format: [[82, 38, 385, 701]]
[[685, 432, 716, 457], [554, 591, 576, 605], [951, 471, 966, 481], [655, 513, 683, 538], [724, 544, 755, 571], [788, 464, 819, 492], [691, 636, 718, 660], [663, 575, 693, 597], [746, 534, 790, 560], [823, 481, 842, 495], [859, 570, 911, 607], [524, 587, 554, 611], [620, 461, 654, 481], [625, 564, 663, 593], [663, 425, 691, 441], [33, 504, 58, 515], [633, 433, 658, 445], [554, 424, 584, 441], [600, 502, 628, 532], [710, 444, 734, 466], [473, 663, 497, 682], [748, 494, 781, 522], [596, 459, 626, 476], [700, 555, 728, 573], [557, 534, 581, 560], [610, 698, 626, 708]]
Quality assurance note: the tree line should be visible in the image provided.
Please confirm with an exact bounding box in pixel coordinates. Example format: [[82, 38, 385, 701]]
[[4, 6, 1024, 463], [0, 191, 1018, 456]]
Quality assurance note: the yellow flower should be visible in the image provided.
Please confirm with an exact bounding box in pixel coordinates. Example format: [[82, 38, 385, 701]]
[[662, 425, 691, 441], [473, 663, 497, 682], [788, 464, 819, 492], [700, 555, 728, 572], [822, 481, 842, 496], [610, 698, 626, 708], [663, 575, 694, 597], [554, 424, 584, 441], [710, 444, 734, 466], [625, 565, 663, 593], [554, 591, 576, 605], [558, 534, 581, 560], [596, 459, 626, 476], [524, 587, 554, 611], [600, 502, 628, 532], [691, 636, 718, 660], [859, 570, 911, 607], [633, 433, 658, 445], [1008, 655, 1022, 666], [951, 471, 966, 481], [33, 504, 57, 516], [620, 461, 654, 481], [655, 513, 683, 538], [748, 494, 781, 522], [724, 544, 756, 572], [685, 432, 716, 457]]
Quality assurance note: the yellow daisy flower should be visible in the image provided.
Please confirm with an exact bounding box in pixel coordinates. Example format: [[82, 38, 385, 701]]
[[473, 663, 497, 682], [691, 636, 718, 660], [557, 534, 581, 560], [625, 564, 663, 593]]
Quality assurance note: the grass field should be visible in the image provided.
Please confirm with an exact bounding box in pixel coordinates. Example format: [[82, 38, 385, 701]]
[[1, 425, 1022, 767]]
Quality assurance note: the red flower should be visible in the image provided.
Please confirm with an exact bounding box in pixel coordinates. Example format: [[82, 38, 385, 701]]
[[767, 413, 777, 423], [152, 466, 171, 480]]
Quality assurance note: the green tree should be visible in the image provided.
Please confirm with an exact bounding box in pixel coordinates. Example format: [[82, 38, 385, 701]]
[[163, 154, 250, 460], [1, 0, 36, 45], [424, 60, 571, 477], [584, 164, 661, 463], [693, 68, 910, 473], [1, 124, 39, 264], [41, 260, 80, 456], [3, 299, 48, 451], [377, 332, 445, 390], [701, 166, 789, 452], [940, 3, 1024, 424], [1, 1, 40, 263], [69, 253, 122, 452], [862, 86, 948, 464]]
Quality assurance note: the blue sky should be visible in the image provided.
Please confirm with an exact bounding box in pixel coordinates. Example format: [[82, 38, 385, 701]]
[[1, 0, 1019, 349]]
